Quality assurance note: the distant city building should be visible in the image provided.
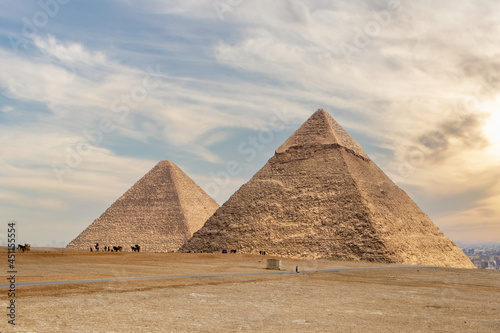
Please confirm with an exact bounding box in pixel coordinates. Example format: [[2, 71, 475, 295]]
[[478, 261, 489, 269], [462, 246, 500, 270]]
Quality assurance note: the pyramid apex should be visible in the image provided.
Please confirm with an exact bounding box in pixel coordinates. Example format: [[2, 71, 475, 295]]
[[157, 160, 176, 167], [276, 109, 369, 159]]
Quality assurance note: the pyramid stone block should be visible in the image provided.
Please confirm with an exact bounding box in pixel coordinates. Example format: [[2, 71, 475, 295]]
[[181, 110, 475, 268], [67, 161, 219, 252]]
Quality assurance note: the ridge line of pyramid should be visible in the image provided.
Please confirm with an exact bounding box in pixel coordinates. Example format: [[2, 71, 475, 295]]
[[164, 162, 191, 239], [167, 162, 220, 236], [322, 111, 370, 160], [317, 109, 340, 145]]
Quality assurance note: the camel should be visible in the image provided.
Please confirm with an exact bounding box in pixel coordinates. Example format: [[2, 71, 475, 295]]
[[17, 244, 31, 252]]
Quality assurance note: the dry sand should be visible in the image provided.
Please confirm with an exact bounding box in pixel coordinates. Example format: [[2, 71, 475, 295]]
[[0, 248, 499, 332]]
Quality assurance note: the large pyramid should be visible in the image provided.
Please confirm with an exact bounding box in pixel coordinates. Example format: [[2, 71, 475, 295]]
[[181, 110, 475, 268], [68, 160, 219, 252]]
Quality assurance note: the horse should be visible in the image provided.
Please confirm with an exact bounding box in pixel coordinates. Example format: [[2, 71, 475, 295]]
[[113, 246, 123, 252], [131, 245, 140, 252]]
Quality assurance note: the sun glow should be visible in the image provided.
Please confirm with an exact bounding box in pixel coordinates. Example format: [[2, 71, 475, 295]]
[[484, 109, 500, 143], [481, 96, 500, 160], [479, 97, 500, 157]]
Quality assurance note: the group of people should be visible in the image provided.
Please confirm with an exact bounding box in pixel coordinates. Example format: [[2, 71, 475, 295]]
[[90, 243, 125, 252]]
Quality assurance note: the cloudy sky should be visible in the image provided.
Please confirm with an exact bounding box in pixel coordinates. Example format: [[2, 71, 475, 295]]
[[1, 0, 499, 247]]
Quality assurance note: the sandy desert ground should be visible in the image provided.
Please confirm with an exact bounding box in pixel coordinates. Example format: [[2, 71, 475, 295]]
[[0, 248, 499, 332]]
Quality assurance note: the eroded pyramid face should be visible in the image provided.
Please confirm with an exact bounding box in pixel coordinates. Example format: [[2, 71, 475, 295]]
[[181, 109, 475, 268], [67, 161, 219, 252]]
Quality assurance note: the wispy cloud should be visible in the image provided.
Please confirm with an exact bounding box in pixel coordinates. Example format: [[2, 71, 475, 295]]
[[33, 35, 107, 66]]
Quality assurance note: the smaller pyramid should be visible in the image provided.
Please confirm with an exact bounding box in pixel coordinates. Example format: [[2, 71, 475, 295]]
[[67, 161, 219, 252]]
